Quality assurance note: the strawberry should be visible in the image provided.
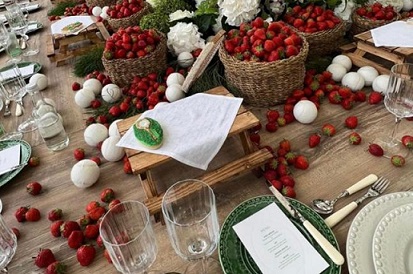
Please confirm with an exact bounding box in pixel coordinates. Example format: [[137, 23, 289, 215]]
[[265, 122, 278, 133], [249, 133, 260, 144], [78, 215, 92, 229], [285, 152, 296, 165], [50, 220, 64, 237], [109, 199, 121, 210], [401, 135, 413, 149], [89, 156, 101, 166], [279, 139, 291, 152], [46, 261, 67, 274], [27, 182, 42, 195], [282, 186, 296, 198], [279, 175, 295, 187], [349, 132, 362, 145], [28, 156, 40, 167], [264, 169, 278, 181], [277, 117, 286, 127], [68, 230, 84, 249], [294, 155, 309, 170], [322, 123, 336, 136], [265, 158, 278, 171], [48, 209, 63, 221], [368, 143, 384, 157], [100, 188, 115, 203], [391, 155, 405, 167], [74, 148, 85, 161], [89, 206, 106, 221], [25, 208, 41, 222], [96, 235, 104, 248], [104, 249, 112, 264], [86, 201, 100, 213], [60, 221, 81, 238], [270, 179, 283, 191], [77, 245, 96, 266], [368, 91, 383, 104], [123, 160, 133, 174], [72, 82, 81, 91], [355, 91, 366, 102], [308, 133, 321, 148], [276, 164, 290, 176], [35, 248, 56, 268], [12, 228, 20, 239], [83, 224, 99, 240], [266, 109, 280, 122], [345, 116, 358, 129], [328, 91, 342, 104], [284, 113, 295, 124]]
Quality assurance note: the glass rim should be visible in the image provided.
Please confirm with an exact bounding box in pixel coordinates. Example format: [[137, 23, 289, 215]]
[[99, 200, 152, 248], [390, 63, 413, 74]]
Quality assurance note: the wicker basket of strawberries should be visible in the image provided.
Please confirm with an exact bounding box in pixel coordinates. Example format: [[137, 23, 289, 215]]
[[106, 0, 151, 31], [283, 4, 346, 57], [218, 18, 309, 107], [351, 3, 400, 35], [101, 26, 167, 87]]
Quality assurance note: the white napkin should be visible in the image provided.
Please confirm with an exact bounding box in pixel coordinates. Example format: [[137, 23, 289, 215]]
[[371, 20, 413, 47], [0, 64, 34, 80], [117, 93, 243, 170], [50, 16, 94, 35]]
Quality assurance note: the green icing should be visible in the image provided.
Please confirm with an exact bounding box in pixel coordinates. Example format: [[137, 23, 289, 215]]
[[133, 118, 163, 147]]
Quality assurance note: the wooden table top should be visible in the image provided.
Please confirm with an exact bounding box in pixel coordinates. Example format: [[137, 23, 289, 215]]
[[0, 1, 412, 273]]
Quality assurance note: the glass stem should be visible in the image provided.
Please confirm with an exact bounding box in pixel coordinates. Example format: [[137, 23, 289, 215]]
[[390, 116, 402, 143], [201, 258, 207, 274]]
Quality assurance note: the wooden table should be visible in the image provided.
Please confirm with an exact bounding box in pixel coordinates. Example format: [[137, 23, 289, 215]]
[[0, 2, 413, 273]]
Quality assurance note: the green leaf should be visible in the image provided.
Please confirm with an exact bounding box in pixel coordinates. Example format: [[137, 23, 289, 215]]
[[193, 14, 216, 33]]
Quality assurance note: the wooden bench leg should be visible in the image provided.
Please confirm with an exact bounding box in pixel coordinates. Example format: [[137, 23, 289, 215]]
[[138, 170, 163, 222], [238, 130, 263, 177]]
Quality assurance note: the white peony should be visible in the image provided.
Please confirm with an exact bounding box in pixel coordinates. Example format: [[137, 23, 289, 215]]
[[269, 0, 286, 18], [218, 0, 261, 26], [167, 22, 206, 55], [334, 0, 356, 21], [212, 13, 223, 33], [169, 10, 195, 22]]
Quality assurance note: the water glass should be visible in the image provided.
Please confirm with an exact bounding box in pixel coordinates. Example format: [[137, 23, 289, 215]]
[[0, 214, 17, 271], [6, 31, 22, 63], [0, 63, 26, 102], [100, 201, 158, 274]]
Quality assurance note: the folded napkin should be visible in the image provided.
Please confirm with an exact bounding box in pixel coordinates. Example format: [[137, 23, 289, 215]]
[[371, 21, 413, 47], [50, 16, 94, 36], [0, 64, 34, 80], [117, 93, 243, 170]]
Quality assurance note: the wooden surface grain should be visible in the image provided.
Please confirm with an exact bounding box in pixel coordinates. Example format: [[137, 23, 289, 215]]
[[0, 1, 412, 273]]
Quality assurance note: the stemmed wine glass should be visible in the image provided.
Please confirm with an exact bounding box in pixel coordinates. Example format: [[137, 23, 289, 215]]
[[0, 214, 17, 272], [162, 179, 221, 274], [0, 22, 9, 52]]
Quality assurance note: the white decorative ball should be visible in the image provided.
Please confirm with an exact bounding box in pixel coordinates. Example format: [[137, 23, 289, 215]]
[[108, 119, 123, 137], [84, 123, 109, 147], [102, 6, 109, 14], [83, 78, 102, 96], [402, 0, 413, 11], [92, 6, 102, 17], [101, 136, 125, 162], [165, 84, 185, 102], [29, 73, 48, 91], [372, 75, 391, 94], [341, 72, 365, 91], [166, 73, 185, 86], [357, 66, 379, 86], [101, 84, 122, 103], [332, 55, 352, 72], [71, 159, 100, 188], [75, 88, 95, 108], [177, 52, 194, 68], [293, 100, 318, 124], [100, 12, 108, 19], [327, 63, 347, 82]]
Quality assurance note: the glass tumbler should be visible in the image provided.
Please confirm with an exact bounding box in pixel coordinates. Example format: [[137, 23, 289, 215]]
[[0, 214, 17, 271]]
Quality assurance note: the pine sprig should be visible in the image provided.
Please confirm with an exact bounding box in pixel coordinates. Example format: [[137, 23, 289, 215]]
[[73, 47, 105, 77], [47, 1, 77, 16]]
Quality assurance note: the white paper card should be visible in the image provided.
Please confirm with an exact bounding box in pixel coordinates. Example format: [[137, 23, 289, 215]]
[[28, 23, 38, 31], [371, 21, 413, 47], [0, 64, 34, 80], [0, 144, 20, 175], [233, 203, 329, 274], [50, 16, 94, 35]]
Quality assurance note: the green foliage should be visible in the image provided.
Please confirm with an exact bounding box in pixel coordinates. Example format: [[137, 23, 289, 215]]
[[73, 47, 105, 77], [154, 0, 193, 14], [47, 0, 77, 16], [140, 12, 171, 33], [194, 0, 218, 16]]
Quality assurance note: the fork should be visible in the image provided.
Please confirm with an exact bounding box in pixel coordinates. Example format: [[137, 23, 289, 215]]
[[325, 177, 390, 228]]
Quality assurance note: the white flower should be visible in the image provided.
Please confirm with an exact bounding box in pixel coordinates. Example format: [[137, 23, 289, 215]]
[[169, 10, 195, 22], [212, 13, 223, 33], [334, 0, 355, 21], [218, 0, 261, 26], [167, 22, 206, 56], [269, 0, 286, 18], [146, 0, 156, 8]]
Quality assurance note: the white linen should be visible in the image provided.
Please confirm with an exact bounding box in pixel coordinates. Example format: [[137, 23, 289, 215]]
[[371, 20, 413, 47]]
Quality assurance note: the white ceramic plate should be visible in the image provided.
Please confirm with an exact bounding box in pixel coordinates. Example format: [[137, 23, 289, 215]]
[[346, 192, 413, 274], [372, 203, 413, 274]]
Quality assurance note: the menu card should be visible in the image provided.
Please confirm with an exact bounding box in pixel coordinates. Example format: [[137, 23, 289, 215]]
[[233, 203, 329, 274], [0, 144, 20, 175]]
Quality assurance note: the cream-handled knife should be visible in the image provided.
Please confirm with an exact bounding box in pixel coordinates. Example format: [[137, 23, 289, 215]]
[[266, 181, 345, 266]]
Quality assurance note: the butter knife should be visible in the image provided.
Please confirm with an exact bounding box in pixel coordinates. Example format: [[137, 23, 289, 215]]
[[265, 180, 345, 266]]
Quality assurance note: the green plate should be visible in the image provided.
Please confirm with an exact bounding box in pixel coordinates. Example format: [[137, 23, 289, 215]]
[[219, 195, 341, 274], [0, 140, 31, 188], [0, 62, 42, 79]]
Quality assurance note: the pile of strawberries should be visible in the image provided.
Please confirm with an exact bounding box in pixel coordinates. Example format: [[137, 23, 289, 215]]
[[223, 17, 304, 62], [283, 4, 341, 33], [103, 26, 161, 60], [355, 3, 398, 21], [107, 0, 145, 19]]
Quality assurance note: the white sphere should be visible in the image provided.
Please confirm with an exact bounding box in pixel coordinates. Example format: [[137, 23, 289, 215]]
[[357, 66, 379, 86], [71, 159, 100, 188], [83, 78, 102, 96], [165, 84, 185, 102], [332, 55, 352, 72], [341, 72, 365, 91], [101, 84, 122, 103], [75, 88, 95, 108], [108, 119, 123, 137], [100, 12, 108, 19], [29, 73, 48, 91], [92, 6, 102, 17], [402, 0, 413, 11], [166, 73, 185, 87], [327, 63, 347, 82], [101, 136, 125, 162], [84, 123, 109, 147], [102, 6, 109, 14], [177, 52, 194, 68], [372, 74, 391, 94], [293, 100, 318, 124]]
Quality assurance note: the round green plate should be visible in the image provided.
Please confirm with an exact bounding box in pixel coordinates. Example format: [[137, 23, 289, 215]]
[[0, 62, 42, 79], [0, 140, 31, 188], [218, 195, 341, 274]]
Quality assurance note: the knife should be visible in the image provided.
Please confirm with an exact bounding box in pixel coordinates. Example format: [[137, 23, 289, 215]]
[[265, 180, 345, 266], [0, 163, 26, 176]]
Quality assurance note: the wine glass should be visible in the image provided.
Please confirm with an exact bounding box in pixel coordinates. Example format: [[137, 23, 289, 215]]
[[0, 214, 18, 272], [5, 31, 22, 64], [0, 22, 9, 52], [161, 179, 221, 274], [6, 9, 37, 56]]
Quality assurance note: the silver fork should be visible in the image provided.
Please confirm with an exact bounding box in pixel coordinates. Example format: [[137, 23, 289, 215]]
[[325, 177, 390, 228], [3, 100, 11, 117]]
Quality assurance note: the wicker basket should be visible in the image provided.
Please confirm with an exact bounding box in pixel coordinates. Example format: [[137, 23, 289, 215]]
[[350, 12, 401, 35], [85, 0, 117, 8], [107, 2, 151, 31], [102, 32, 167, 87], [218, 36, 309, 107]]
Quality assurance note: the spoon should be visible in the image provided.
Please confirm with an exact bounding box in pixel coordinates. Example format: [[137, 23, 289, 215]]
[[312, 174, 378, 215]]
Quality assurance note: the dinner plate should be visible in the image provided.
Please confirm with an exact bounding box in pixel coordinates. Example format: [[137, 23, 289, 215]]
[[219, 195, 341, 274], [0, 139, 31, 188], [346, 192, 413, 274], [0, 61, 42, 79], [372, 203, 413, 274]]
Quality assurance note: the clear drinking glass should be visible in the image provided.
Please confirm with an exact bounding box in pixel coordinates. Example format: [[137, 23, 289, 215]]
[[162, 179, 221, 274], [0, 214, 18, 272], [6, 9, 37, 56], [0, 22, 9, 50], [5, 31, 22, 64], [99, 201, 158, 274]]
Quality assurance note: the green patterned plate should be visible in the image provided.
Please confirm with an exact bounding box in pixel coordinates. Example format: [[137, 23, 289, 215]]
[[0, 140, 31, 188], [0, 62, 42, 79], [219, 195, 341, 274]]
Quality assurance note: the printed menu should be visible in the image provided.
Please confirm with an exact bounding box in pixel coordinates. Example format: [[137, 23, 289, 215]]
[[0, 144, 20, 175]]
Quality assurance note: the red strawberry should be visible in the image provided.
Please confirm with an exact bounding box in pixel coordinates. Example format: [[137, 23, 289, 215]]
[[15, 206, 29, 222], [391, 155, 405, 167], [25, 208, 41, 222], [276, 164, 291, 176], [109, 199, 121, 210], [368, 91, 383, 104], [100, 188, 115, 203], [349, 132, 362, 145], [328, 91, 342, 104], [265, 122, 278, 132], [28, 156, 40, 167], [279, 175, 295, 187], [123, 161, 132, 174], [401, 135, 413, 149], [368, 143, 384, 157], [270, 179, 283, 191], [277, 117, 286, 127], [279, 139, 291, 152], [308, 133, 321, 148], [284, 113, 295, 124], [89, 207, 106, 221], [83, 224, 99, 240], [35, 248, 56, 268], [77, 245, 96, 266], [72, 82, 81, 91], [104, 249, 112, 264], [50, 220, 64, 237], [266, 109, 280, 122], [249, 133, 260, 144], [12, 228, 20, 239], [294, 155, 309, 170], [89, 156, 101, 166], [26, 182, 42, 195], [48, 209, 63, 221], [68, 230, 84, 249], [78, 215, 92, 229], [85, 201, 100, 213], [46, 261, 67, 274], [282, 186, 296, 198], [322, 124, 336, 136], [355, 91, 366, 102], [264, 169, 278, 181], [61, 221, 81, 238], [265, 158, 278, 171], [345, 116, 358, 129], [73, 148, 85, 161], [96, 235, 104, 248], [285, 152, 296, 165]]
